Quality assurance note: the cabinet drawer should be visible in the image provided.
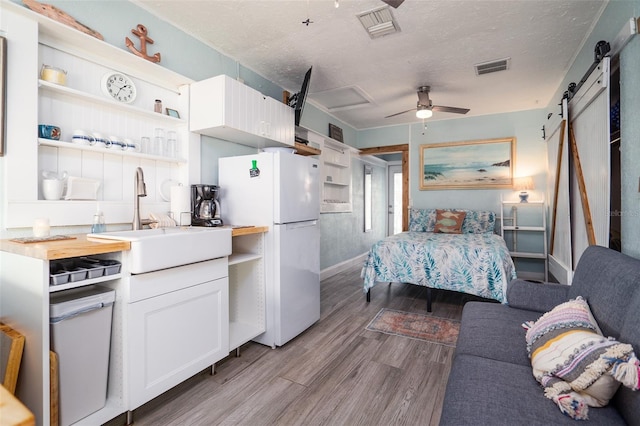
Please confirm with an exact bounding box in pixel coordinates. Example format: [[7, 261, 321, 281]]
[[129, 257, 227, 302]]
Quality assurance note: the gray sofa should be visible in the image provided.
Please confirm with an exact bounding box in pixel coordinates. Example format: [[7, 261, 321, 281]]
[[440, 245, 640, 425]]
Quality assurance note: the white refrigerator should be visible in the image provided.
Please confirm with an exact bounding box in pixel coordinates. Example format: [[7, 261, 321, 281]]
[[219, 151, 320, 347]]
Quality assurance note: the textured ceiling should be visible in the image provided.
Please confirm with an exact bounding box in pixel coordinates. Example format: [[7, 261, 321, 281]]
[[137, 0, 606, 129]]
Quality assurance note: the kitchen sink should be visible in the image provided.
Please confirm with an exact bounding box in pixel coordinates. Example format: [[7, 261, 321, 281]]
[[88, 227, 232, 273]]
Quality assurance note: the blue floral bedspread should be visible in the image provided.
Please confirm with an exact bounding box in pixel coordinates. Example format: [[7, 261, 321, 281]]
[[360, 232, 516, 303]]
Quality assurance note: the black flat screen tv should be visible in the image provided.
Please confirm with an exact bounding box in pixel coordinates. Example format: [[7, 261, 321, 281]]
[[294, 67, 312, 127]]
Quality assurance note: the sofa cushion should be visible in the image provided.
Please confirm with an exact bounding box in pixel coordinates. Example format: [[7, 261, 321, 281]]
[[506, 279, 570, 313], [612, 289, 640, 425], [454, 301, 535, 367], [569, 246, 640, 339], [440, 354, 626, 425]]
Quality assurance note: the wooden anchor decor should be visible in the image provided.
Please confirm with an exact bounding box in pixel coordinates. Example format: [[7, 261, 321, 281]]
[[125, 24, 161, 63]]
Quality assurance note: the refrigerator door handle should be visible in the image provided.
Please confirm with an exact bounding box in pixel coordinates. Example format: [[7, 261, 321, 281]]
[[283, 220, 317, 230]]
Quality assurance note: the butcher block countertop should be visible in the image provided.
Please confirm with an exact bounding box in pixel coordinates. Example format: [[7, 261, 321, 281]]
[[230, 225, 269, 237], [0, 234, 130, 260]]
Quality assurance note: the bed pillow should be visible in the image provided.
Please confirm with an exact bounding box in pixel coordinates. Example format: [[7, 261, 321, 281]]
[[409, 208, 436, 232], [461, 210, 495, 234], [433, 209, 466, 234], [522, 296, 640, 420]]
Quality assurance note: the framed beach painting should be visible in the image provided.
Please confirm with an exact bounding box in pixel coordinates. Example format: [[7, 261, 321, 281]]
[[419, 137, 515, 190]]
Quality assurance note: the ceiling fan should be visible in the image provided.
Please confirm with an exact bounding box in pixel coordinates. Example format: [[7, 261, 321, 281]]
[[381, 0, 405, 8], [385, 86, 470, 119]]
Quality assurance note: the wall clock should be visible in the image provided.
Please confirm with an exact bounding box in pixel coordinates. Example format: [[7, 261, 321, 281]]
[[101, 72, 137, 103]]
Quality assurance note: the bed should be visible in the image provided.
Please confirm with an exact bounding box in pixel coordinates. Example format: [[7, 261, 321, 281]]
[[361, 208, 516, 311]]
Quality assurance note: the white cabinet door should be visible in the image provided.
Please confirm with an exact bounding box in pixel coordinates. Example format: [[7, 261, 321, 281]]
[[190, 75, 294, 148], [269, 97, 283, 143], [128, 278, 229, 410]]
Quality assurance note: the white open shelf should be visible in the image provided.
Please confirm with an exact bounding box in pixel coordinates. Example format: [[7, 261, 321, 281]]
[[228, 252, 262, 266], [38, 139, 186, 164], [39, 80, 186, 124], [49, 273, 122, 293], [229, 232, 266, 351]]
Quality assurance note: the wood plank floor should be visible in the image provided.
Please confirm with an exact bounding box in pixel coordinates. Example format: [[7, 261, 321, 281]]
[[108, 263, 488, 426]]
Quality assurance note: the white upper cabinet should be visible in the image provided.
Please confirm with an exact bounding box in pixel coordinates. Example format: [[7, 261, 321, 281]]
[[190, 75, 295, 148]]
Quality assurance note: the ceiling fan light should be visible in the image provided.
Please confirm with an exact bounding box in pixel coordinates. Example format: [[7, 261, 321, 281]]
[[416, 108, 433, 119]]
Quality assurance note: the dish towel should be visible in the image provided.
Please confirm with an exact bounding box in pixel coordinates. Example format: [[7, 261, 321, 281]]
[[149, 213, 177, 229]]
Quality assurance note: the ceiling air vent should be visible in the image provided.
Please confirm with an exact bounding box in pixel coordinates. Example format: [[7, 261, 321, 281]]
[[357, 5, 400, 39], [474, 57, 511, 76], [309, 85, 374, 112]]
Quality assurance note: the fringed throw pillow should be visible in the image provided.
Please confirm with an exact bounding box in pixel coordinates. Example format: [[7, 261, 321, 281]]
[[522, 296, 640, 420]]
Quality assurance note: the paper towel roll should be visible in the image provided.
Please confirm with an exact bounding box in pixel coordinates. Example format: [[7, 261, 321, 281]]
[[170, 185, 191, 226]]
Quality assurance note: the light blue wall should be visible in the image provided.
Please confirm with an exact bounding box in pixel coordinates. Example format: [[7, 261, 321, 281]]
[[359, 110, 547, 211], [299, 103, 358, 148], [320, 158, 387, 270], [297, 104, 381, 270]]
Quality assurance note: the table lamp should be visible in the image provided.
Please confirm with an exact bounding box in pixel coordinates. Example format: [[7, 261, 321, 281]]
[[514, 176, 534, 203]]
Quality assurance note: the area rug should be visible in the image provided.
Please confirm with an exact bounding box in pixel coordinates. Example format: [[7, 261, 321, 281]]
[[365, 308, 460, 347]]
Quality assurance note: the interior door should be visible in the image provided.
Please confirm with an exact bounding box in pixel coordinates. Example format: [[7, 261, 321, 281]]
[[568, 57, 610, 267], [387, 163, 403, 236]]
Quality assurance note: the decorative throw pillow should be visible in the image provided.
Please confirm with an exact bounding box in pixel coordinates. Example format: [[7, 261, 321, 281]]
[[433, 209, 465, 234], [522, 296, 640, 420]]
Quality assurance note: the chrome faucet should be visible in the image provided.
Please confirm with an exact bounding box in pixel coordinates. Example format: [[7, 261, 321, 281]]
[[133, 167, 147, 230]]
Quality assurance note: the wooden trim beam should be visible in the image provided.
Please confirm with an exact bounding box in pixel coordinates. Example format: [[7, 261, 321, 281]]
[[359, 144, 409, 231], [359, 144, 408, 155], [549, 119, 566, 255], [569, 123, 596, 246]]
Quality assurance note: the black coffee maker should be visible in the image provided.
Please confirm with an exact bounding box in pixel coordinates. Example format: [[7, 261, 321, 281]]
[[191, 184, 223, 227]]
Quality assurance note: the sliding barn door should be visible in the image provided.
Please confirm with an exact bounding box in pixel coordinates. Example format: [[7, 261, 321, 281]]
[[546, 99, 572, 284], [568, 57, 611, 268]]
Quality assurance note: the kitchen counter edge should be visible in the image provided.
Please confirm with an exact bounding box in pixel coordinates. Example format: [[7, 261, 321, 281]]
[[231, 226, 269, 237], [0, 234, 130, 260]]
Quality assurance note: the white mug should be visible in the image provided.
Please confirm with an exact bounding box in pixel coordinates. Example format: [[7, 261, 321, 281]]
[[72, 129, 94, 146], [92, 132, 111, 148], [42, 179, 65, 200]]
